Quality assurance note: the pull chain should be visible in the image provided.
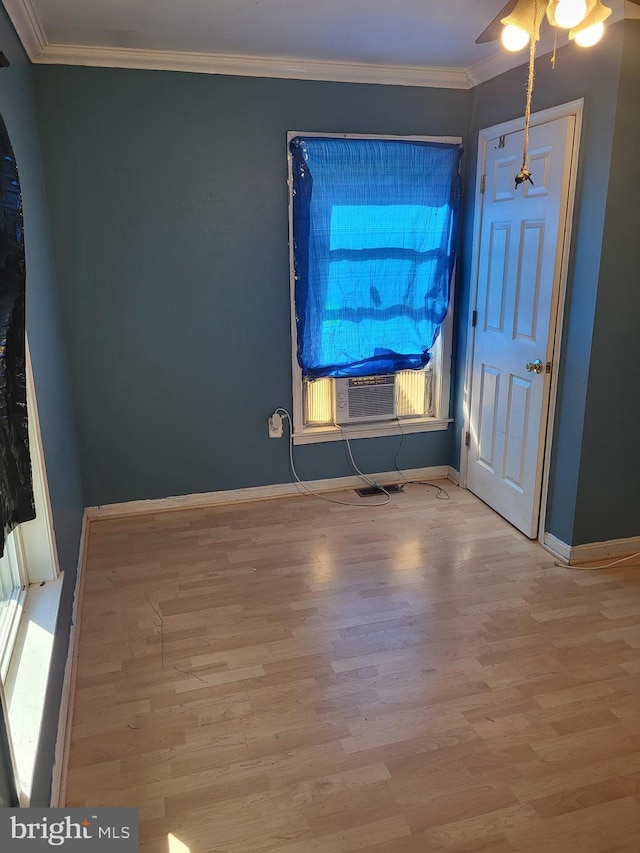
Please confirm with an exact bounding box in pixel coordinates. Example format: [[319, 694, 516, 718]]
[[515, 4, 540, 189]]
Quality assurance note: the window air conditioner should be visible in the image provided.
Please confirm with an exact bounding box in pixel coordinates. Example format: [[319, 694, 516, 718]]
[[334, 376, 396, 425]]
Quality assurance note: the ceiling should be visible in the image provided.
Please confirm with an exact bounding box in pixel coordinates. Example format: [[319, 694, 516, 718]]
[[1, 0, 634, 88]]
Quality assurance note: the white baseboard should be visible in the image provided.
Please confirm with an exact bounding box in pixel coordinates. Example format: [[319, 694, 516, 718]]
[[570, 535, 640, 565], [50, 510, 90, 808], [543, 531, 640, 566], [86, 466, 451, 520], [543, 532, 571, 563], [447, 467, 460, 486]]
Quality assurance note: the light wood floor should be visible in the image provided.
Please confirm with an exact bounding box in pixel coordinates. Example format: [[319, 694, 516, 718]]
[[65, 482, 640, 852]]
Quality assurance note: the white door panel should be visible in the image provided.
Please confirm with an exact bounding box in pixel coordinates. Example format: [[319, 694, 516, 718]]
[[468, 116, 575, 538]]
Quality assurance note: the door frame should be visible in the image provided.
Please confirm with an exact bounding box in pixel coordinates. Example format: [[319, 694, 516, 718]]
[[460, 98, 584, 544]]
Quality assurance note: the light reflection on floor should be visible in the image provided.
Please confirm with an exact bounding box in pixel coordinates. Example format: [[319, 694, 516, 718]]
[[311, 541, 335, 583], [396, 537, 427, 580]]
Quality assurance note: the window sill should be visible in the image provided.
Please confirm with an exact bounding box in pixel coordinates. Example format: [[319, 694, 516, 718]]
[[293, 417, 452, 446], [5, 574, 64, 805]]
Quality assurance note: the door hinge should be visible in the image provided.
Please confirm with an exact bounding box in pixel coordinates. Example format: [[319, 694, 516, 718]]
[[546, 362, 552, 374], [472, 309, 478, 327], [465, 431, 470, 447], [480, 174, 487, 194]]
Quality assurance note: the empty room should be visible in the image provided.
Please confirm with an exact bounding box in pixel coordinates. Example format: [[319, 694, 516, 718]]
[[0, 0, 639, 851]]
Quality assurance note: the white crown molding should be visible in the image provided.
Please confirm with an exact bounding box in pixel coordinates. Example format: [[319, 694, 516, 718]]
[[467, 30, 566, 88], [612, 0, 628, 22], [32, 42, 473, 89], [467, 49, 528, 87], [609, 0, 633, 22], [2, 0, 634, 87], [625, 0, 640, 20], [2, 0, 47, 59]]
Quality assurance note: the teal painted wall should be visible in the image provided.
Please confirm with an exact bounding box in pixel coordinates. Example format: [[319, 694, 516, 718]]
[[0, 6, 84, 806], [456, 23, 624, 545], [572, 20, 640, 545], [32, 67, 469, 507]]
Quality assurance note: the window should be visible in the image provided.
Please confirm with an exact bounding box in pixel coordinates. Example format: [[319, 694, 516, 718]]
[[287, 133, 462, 444], [0, 530, 26, 680], [0, 344, 61, 805], [0, 107, 61, 805]]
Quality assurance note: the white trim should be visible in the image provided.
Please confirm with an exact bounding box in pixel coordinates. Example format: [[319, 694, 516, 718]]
[[467, 50, 531, 89], [29, 42, 473, 89], [434, 279, 454, 420], [293, 417, 451, 446], [467, 13, 581, 87], [460, 100, 584, 543], [543, 532, 571, 563], [467, 27, 569, 88], [86, 467, 451, 520], [49, 511, 89, 808], [473, 99, 585, 151], [543, 532, 640, 566], [627, 0, 640, 20], [0, 534, 28, 684], [570, 535, 640, 565], [447, 467, 460, 486], [22, 342, 60, 583], [537, 101, 583, 548], [458, 122, 491, 490], [287, 132, 464, 145], [1, 0, 47, 60], [615, 0, 635, 22], [287, 132, 304, 438]]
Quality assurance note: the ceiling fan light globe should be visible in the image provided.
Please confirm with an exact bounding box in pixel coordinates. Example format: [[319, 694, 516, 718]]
[[554, 0, 588, 28], [575, 20, 605, 45], [501, 24, 531, 51]]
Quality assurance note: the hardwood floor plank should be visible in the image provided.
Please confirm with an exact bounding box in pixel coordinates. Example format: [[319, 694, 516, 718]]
[[507, 797, 640, 852], [530, 776, 640, 819], [65, 483, 640, 851]]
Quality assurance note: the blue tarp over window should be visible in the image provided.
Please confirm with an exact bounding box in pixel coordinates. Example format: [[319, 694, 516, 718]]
[[290, 136, 462, 379]]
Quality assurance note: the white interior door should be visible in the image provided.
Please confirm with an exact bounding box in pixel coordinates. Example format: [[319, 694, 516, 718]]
[[467, 115, 575, 538]]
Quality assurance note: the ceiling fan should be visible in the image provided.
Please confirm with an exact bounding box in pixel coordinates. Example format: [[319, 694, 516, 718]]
[[475, 0, 640, 189], [476, 0, 640, 49]]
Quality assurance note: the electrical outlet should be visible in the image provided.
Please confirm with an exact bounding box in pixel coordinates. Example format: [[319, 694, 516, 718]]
[[268, 412, 283, 439]]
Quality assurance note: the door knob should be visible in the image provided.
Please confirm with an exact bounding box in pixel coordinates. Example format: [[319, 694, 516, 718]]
[[525, 359, 543, 374]]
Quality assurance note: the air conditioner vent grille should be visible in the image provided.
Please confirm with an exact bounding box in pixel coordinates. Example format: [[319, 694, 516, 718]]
[[335, 375, 396, 424]]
